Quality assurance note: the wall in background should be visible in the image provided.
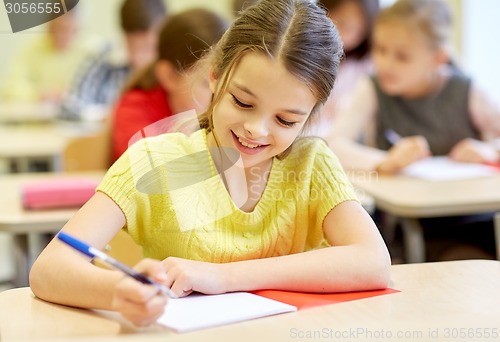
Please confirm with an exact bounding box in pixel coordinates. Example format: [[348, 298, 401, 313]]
[[461, 0, 499, 99]]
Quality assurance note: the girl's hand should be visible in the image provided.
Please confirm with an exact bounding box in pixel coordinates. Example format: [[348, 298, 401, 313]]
[[161, 257, 227, 298], [376, 136, 431, 174], [449, 138, 499, 164], [111, 258, 168, 326]]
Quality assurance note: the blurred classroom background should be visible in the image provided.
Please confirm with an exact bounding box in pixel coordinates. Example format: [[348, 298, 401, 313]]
[[0, 0, 499, 287], [1, 0, 499, 97]]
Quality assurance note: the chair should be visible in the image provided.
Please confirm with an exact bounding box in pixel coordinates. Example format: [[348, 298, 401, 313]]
[[62, 127, 111, 172], [102, 230, 143, 267]]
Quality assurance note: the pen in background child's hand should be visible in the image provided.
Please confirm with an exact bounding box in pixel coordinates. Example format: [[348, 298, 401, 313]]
[[384, 129, 402, 146]]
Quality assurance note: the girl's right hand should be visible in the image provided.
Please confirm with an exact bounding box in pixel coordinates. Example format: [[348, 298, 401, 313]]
[[376, 135, 431, 174], [111, 259, 169, 327]]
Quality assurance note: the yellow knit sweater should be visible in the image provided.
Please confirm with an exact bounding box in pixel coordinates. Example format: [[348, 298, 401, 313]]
[[97, 129, 357, 262]]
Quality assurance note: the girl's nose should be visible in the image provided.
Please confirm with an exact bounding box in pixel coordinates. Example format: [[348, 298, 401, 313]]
[[243, 115, 269, 138]]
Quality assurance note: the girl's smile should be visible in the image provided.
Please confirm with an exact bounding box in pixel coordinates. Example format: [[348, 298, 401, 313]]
[[231, 130, 270, 155]]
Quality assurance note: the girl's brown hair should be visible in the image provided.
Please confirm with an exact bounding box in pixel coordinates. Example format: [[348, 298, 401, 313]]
[[199, 0, 343, 133]]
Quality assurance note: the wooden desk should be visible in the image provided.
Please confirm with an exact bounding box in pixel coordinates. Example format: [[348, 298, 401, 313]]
[[352, 173, 500, 262], [0, 103, 58, 124], [0, 121, 102, 172], [0, 172, 104, 287], [1, 260, 499, 342]]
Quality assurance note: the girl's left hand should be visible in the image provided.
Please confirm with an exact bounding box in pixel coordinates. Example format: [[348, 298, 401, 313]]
[[449, 138, 499, 163], [161, 257, 228, 297]]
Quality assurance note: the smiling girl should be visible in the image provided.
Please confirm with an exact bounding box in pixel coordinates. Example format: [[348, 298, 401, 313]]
[[30, 0, 390, 326]]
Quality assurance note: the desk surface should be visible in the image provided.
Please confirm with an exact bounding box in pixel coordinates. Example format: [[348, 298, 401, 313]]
[[0, 172, 104, 233], [0, 122, 102, 159], [352, 173, 500, 218], [1, 260, 499, 342]]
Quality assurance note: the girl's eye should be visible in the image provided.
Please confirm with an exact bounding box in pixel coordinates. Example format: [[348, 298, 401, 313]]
[[231, 95, 252, 109], [277, 117, 296, 127]]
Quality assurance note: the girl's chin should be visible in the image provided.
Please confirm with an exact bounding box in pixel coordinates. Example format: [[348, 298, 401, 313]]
[[379, 83, 403, 96]]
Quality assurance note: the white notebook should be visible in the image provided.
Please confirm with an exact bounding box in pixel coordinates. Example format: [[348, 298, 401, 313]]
[[156, 292, 297, 332], [402, 156, 498, 181]]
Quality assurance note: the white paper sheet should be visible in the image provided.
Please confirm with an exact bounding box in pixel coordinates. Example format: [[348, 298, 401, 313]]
[[401, 157, 498, 181], [156, 292, 297, 333]]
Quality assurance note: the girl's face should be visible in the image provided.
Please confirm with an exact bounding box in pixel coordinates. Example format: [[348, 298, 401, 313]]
[[208, 52, 317, 168], [329, 0, 367, 52], [372, 21, 444, 98]]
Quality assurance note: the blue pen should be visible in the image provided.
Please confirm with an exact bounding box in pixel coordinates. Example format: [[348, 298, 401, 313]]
[[384, 129, 402, 146], [57, 231, 176, 298]]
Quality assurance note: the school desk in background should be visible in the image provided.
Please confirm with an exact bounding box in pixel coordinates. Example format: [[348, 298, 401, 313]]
[[351, 169, 500, 262]]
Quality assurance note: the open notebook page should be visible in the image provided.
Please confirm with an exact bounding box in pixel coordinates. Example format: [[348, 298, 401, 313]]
[[401, 156, 498, 181], [156, 292, 297, 333]]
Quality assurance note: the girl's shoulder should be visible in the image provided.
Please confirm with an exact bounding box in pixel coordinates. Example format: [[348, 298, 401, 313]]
[[283, 137, 340, 169], [290, 136, 329, 156]]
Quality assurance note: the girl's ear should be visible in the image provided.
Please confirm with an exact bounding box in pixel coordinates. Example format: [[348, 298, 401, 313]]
[[155, 60, 178, 92], [208, 68, 217, 93]]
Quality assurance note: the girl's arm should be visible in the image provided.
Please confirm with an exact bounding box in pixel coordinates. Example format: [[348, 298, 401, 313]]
[[327, 77, 387, 171], [162, 201, 391, 295], [449, 85, 500, 163], [469, 84, 500, 141], [29, 192, 168, 325], [327, 77, 431, 173]]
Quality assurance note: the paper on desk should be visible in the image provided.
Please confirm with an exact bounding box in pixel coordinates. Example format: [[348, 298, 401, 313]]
[[253, 288, 400, 310], [156, 292, 297, 332], [401, 157, 498, 181]]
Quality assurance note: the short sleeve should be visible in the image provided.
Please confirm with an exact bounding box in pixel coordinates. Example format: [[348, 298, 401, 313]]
[[309, 140, 359, 229]]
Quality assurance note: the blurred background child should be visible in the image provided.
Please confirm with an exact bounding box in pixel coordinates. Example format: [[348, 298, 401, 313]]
[[328, 0, 500, 173], [328, 0, 500, 261], [111, 8, 228, 161], [0, 10, 97, 105], [59, 0, 167, 121], [311, 0, 379, 136]]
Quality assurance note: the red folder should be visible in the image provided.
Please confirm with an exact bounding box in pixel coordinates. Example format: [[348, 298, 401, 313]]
[[252, 288, 399, 310]]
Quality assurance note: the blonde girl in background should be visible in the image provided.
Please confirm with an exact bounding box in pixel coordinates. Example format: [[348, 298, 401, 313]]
[[328, 0, 500, 173], [30, 0, 390, 327], [328, 0, 499, 261]]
